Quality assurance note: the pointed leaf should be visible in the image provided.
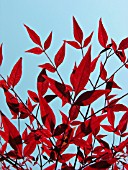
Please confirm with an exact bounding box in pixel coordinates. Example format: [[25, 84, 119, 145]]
[[25, 47, 43, 54], [24, 141, 36, 157], [90, 161, 111, 169], [53, 124, 68, 136], [38, 63, 56, 72], [65, 41, 81, 49], [118, 37, 128, 50], [100, 62, 107, 80], [44, 32, 52, 50], [83, 31, 94, 48], [73, 46, 91, 95], [8, 57, 22, 88], [0, 111, 22, 157], [0, 43, 3, 66], [98, 18, 108, 48], [54, 42, 66, 67], [75, 90, 108, 106], [27, 90, 39, 103], [73, 16, 83, 44], [24, 24, 42, 47], [91, 55, 100, 73]]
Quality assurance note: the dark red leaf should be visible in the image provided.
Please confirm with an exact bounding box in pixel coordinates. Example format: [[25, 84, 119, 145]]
[[118, 37, 128, 50], [27, 90, 39, 103], [91, 55, 100, 73], [73, 46, 91, 95], [69, 105, 80, 120], [90, 161, 111, 169], [54, 42, 66, 68], [53, 124, 68, 136], [8, 57, 22, 88], [24, 141, 36, 157], [37, 69, 49, 96], [39, 96, 56, 133], [98, 18, 108, 48], [24, 24, 42, 47], [0, 43, 3, 66], [83, 31, 94, 48], [44, 94, 57, 103], [44, 32, 52, 50], [100, 62, 107, 80], [0, 111, 22, 157], [73, 16, 83, 44], [111, 38, 117, 51], [25, 47, 43, 54], [74, 90, 108, 106], [59, 153, 75, 163], [38, 63, 56, 72], [65, 40, 81, 49]]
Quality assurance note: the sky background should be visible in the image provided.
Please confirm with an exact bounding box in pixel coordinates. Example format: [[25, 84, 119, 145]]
[[0, 0, 128, 169]]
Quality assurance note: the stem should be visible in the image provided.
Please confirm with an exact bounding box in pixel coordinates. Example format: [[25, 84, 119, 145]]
[[73, 146, 80, 169], [37, 145, 43, 170]]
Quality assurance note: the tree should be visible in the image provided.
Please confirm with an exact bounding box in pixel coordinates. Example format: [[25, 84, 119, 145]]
[[0, 17, 128, 170]]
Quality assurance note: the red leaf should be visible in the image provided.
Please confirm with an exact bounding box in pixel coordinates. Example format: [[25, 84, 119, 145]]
[[54, 42, 66, 67], [24, 141, 36, 157], [25, 47, 43, 54], [27, 90, 39, 103], [0, 142, 7, 155], [44, 32, 52, 50], [98, 18, 108, 48], [44, 163, 56, 170], [75, 90, 108, 106], [53, 124, 68, 136], [73, 16, 83, 44], [112, 104, 127, 112], [60, 111, 68, 124], [38, 63, 56, 72], [83, 31, 94, 48], [107, 109, 115, 127], [0, 111, 22, 157], [37, 69, 49, 96], [24, 24, 42, 47], [118, 37, 128, 50], [73, 46, 91, 95], [90, 161, 111, 169], [111, 38, 117, 51], [65, 40, 81, 49], [101, 125, 114, 132], [91, 55, 100, 73], [100, 62, 107, 80], [8, 57, 22, 88], [39, 96, 56, 133], [4, 90, 19, 119], [69, 105, 80, 120], [0, 43, 3, 66]]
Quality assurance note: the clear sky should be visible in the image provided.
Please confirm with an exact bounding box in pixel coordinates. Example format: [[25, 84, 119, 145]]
[[0, 0, 128, 169]]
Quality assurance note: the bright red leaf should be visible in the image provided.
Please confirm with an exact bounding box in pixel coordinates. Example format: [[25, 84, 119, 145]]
[[118, 37, 128, 50], [25, 47, 43, 54], [98, 18, 108, 48], [83, 31, 94, 48], [44, 32, 52, 50], [38, 63, 56, 72]]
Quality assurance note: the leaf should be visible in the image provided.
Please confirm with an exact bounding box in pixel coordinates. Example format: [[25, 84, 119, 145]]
[[53, 124, 68, 136], [0, 111, 22, 157], [44, 32, 52, 50], [91, 55, 100, 73], [8, 57, 22, 88], [25, 47, 43, 54], [73, 46, 91, 95], [44, 163, 56, 170], [111, 38, 117, 51], [0, 43, 3, 66], [83, 31, 94, 48], [4, 90, 19, 119], [24, 24, 42, 47], [39, 96, 56, 133], [54, 42, 66, 68], [100, 62, 107, 80], [37, 69, 49, 96], [98, 18, 108, 48], [118, 37, 128, 50], [107, 109, 115, 127], [90, 161, 111, 169], [69, 105, 80, 120], [44, 94, 57, 103], [24, 141, 36, 157], [73, 16, 83, 44], [27, 90, 39, 103], [101, 125, 114, 132], [65, 40, 81, 49], [38, 63, 56, 72], [59, 153, 76, 163], [74, 90, 108, 106]]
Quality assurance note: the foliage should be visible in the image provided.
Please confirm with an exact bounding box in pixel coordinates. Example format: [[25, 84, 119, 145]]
[[0, 17, 128, 170]]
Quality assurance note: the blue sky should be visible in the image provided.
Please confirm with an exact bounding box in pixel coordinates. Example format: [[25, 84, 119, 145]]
[[0, 0, 128, 169]]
